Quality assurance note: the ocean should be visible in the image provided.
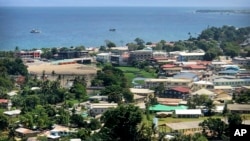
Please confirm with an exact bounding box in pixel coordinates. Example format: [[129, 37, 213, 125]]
[[0, 7, 250, 51]]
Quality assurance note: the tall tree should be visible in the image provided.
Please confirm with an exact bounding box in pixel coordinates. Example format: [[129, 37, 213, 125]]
[[100, 105, 143, 141], [199, 118, 227, 139]]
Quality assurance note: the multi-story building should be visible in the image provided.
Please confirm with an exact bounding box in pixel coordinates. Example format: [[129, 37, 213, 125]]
[[110, 46, 129, 55], [213, 78, 250, 87], [96, 53, 110, 63], [88, 103, 117, 116], [144, 78, 193, 89], [153, 51, 167, 58], [162, 87, 190, 99], [177, 52, 205, 62], [15, 50, 41, 59], [160, 64, 182, 76], [56, 51, 89, 60], [128, 49, 152, 64], [110, 52, 129, 66], [232, 57, 250, 66]]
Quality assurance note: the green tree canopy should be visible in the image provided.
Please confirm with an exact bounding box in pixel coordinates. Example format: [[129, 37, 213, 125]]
[[199, 118, 227, 139], [100, 105, 143, 141]]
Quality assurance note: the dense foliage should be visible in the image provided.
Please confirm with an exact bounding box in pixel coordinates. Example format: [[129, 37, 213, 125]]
[[99, 104, 143, 141], [92, 65, 133, 103]]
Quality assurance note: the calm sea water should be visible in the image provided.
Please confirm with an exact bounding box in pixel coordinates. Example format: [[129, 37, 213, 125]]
[[0, 7, 250, 51]]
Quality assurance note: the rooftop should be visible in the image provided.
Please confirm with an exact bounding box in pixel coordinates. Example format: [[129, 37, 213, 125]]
[[175, 109, 202, 115], [218, 70, 238, 74], [51, 124, 70, 132], [145, 78, 192, 83], [170, 87, 190, 93], [90, 103, 118, 109], [130, 88, 154, 94], [134, 94, 146, 100], [0, 99, 8, 103], [149, 104, 187, 112], [15, 127, 37, 134], [214, 86, 233, 90], [161, 120, 202, 130], [192, 88, 216, 96], [179, 52, 205, 56], [161, 64, 176, 68], [4, 109, 21, 116], [194, 81, 213, 85], [228, 104, 250, 111]]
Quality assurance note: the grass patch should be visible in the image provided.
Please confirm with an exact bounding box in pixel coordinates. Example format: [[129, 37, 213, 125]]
[[116, 66, 157, 86], [66, 99, 79, 104], [134, 80, 145, 85]]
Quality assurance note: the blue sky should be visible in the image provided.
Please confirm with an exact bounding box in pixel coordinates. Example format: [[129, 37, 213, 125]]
[[0, 0, 249, 7]]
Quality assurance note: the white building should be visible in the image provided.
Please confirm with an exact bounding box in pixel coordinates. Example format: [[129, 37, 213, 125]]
[[96, 53, 110, 63], [174, 109, 202, 118], [232, 57, 250, 66], [213, 78, 250, 87], [177, 52, 205, 62], [88, 103, 117, 116], [144, 78, 193, 89]]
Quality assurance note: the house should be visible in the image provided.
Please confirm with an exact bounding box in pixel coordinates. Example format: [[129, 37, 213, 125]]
[[163, 87, 190, 99], [134, 94, 147, 104], [214, 93, 232, 102], [0, 99, 8, 108], [210, 61, 227, 69], [218, 70, 239, 76], [15, 127, 39, 138], [7, 91, 18, 97], [191, 88, 216, 99], [129, 88, 154, 97], [157, 98, 184, 106], [149, 104, 187, 112], [88, 95, 108, 102], [182, 64, 207, 71], [173, 72, 199, 82], [174, 109, 202, 118], [4, 109, 21, 117], [49, 124, 77, 139], [160, 121, 203, 133], [193, 81, 214, 91], [227, 104, 250, 114], [88, 103, 118, 116], [144, 78, 193, 89]]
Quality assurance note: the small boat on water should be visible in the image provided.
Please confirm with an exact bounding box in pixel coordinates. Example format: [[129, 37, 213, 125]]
[[30, 29, 41, 33], [109, 28, 116, 32]]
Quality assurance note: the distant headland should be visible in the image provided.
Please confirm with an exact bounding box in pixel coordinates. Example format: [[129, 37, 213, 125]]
[[196, 9, 250, 14]]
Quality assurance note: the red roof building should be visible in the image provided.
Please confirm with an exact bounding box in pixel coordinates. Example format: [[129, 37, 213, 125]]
[[162, 87, 191, 100], [161, 64, 176, 68], [171, 87, 190, 93], [0, 99, 9, 108], [183, 65, 207, 70]]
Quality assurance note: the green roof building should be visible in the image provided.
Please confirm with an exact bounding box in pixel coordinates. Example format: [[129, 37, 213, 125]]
[[149, 104, 187, 112]]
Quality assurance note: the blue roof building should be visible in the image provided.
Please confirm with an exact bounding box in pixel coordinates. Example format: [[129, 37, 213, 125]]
[[173, 72, 199, 82], [218, 70, 239, 76]]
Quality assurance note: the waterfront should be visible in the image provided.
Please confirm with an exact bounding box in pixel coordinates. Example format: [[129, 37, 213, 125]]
[[0, 7, 250, 50]]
